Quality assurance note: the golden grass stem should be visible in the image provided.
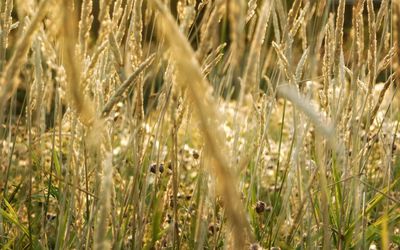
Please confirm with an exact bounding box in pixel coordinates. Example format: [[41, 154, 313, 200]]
[[0, 0, 50, 118], [150, 0, 254, 247], [101, 53, 155, 117]]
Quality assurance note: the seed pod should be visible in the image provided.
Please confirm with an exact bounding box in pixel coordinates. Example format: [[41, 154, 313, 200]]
[[159, 163, 164, 173], [149, 163, 157, 173], [250, 243, 262, 250], [208, 224, 219, 234], [255, 201, 266, 214]]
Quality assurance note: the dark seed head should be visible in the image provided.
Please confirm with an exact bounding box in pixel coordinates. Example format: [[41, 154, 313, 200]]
[[255, 201, 266, 214], [250, 243, 262, 250], [208, 224, 219, 234], [161, 239, 167, 247], [150, 164, 157, 174], [150, 163, 164, 174]]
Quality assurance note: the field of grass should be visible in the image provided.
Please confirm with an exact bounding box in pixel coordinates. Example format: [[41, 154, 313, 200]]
[[0, 0, 399, 249]]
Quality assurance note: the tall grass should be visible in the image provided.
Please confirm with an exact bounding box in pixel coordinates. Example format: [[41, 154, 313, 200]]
[[0, 0, 399, 249]]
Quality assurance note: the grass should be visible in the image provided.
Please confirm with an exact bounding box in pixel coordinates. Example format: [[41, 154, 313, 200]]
[[0, 0, 399, 249]]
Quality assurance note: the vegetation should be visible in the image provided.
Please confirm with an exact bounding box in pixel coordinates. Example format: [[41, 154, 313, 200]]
[[0, 0, 399, 249]]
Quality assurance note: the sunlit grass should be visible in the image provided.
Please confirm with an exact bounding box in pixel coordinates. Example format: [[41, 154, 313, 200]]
[[0, 0, 399, 249]]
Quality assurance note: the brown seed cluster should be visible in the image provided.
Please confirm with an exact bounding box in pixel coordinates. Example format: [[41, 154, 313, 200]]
[[255, 201, 272, 214], [149, 163, 164, 174]]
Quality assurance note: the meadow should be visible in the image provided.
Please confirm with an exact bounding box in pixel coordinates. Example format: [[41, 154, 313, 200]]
[[0, 0, 399, 249]]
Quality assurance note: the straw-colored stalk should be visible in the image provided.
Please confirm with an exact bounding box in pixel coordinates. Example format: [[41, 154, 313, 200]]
[[227, 0, 246, 68], [376, 0, 389, 30], [286, 0, 302, 34], [241, 0, 274, 96], [78, 0, 93, 58], [116, 0, 133, 43], [246, 0, 257, 23], [94, 152, 114, 250], [277, 84, 335, 142], [0, 0, 50, 118], [61, 0, 95, 127], [367, 0, 377, 92], [98, 0, 112, 24], [272, 41, 295, 83], [321, 15, 334, 114], [0, 0, 14, 71], [129, 0, 145, 163], [112, 0, 123, 26], [151, 0, 254, 248], [368, 73, 395, 129], [101, 54, 155, 118], [196, 0, 224, 61], [334, 0, 345, 76]]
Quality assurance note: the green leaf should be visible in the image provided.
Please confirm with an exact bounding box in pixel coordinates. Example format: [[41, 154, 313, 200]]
[[53, 150, 62, 178], [0, 199, 29, 237]]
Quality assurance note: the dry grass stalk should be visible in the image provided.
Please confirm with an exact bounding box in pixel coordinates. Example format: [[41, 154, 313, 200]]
[[352, 0, 365, 74], [94, 152, 113, 250], [356, 0, 366, 71], [321, 15, 334, 113], [286, 0, 302, 34], [108, 31, 123, 68], [30, 39, 44, 126], [295, 48, 309, 85], [151, 0, 254, 247], [127, 0, 145, 166], [376, 0, 389, 30], [112, 0, 123, 24], [277, 84, 335, 142], [393, 1, 400, 89], [82, 41, 108, 88], [274, 0, 286, 35], [0, 0, 50, 117], [0, 21, 18, 37], [227, 0, 246, 68], [201, 43, 226, 77], [78, 0, 93, 58], [101, 54, 156, 117], [177, 0, 196, 33], [288, 2, 309, 44], [241, 0, 274, 95], [116, 0, 133, 43], [61, 0, 94, 127], [272, 41, 295, 83], [196, 0, 224, 61], [367, 0, 377, 92], [368, 73, 396, 129], [317, 0, 327, 17], [299, 16, 308, 51], [129, 0, 143, 68], [334, 0, 345, 76], [272, 9, 281, 43], [169, 79, 187, 249], [246, 0, 257, 23], [335, 49, 347, 125], [0, 0, 14, 71], [378, 46, 397, 74], [98, 0, 112, 24]]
